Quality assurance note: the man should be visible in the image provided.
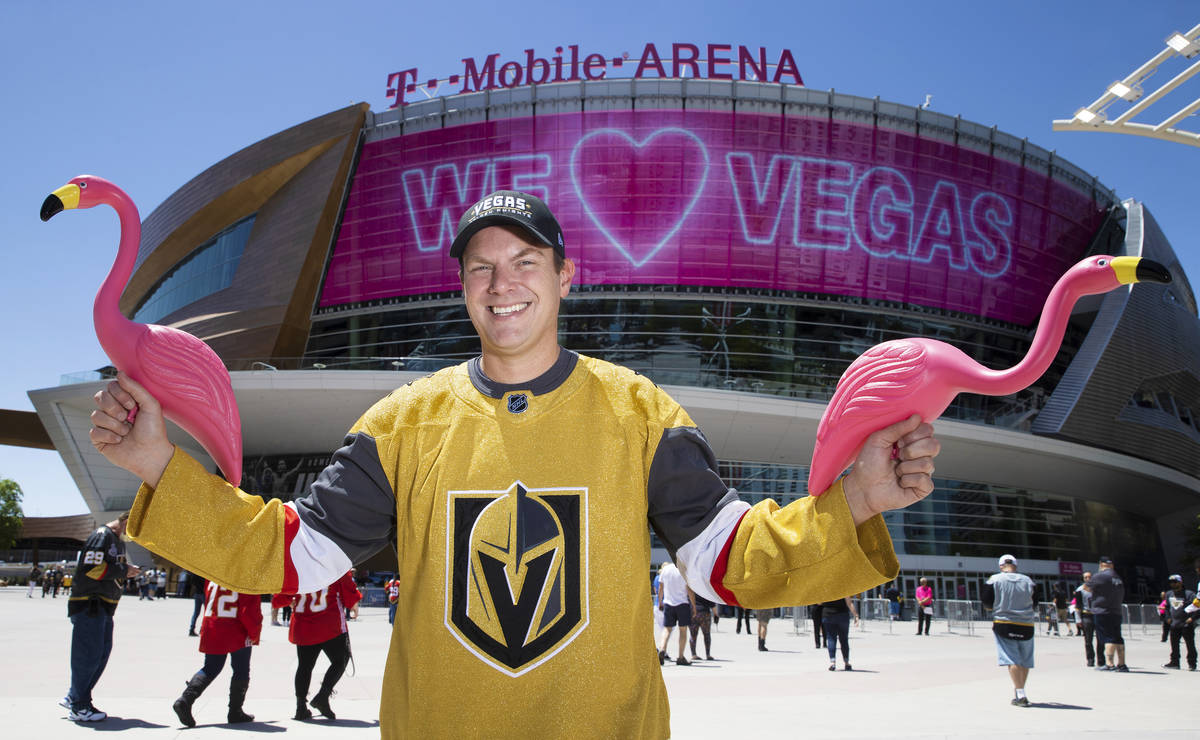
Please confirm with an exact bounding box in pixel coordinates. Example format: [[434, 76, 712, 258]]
[[1162, 574, 1196, 670], [27, 563, 41, 598], [1074, 571, 1103, 667], [983, 554, 1036, 707], [1085, 556, 1127, 672], [89, 190, 940, 739], [885, 581, 902, 621], [657, 561, 694, 665], [60, 513, 140, 722], [915, 577, 933, 635]]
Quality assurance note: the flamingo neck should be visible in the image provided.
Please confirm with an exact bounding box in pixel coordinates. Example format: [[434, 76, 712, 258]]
[[93, 190, 142, 350], [987, 278, 1086, 396]]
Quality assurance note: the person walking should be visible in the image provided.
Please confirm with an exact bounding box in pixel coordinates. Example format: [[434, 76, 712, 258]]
[[915, 577, 934, 635], [280, 571, 361, 720], [820, 595, 859, 670], [735, 606, 752, 635], [1085, 557, 1127, 672], [188, 574, 206, 637], [172, 580, 263, 726], [885, 581, 902, 621], [60, 514, 140, 722], [657, 562, 694, 665], [27, 563, 41, 598], [1162, 575, 1197, 670], [385, 576, 401, 626], [756, 606, 774, 652], [688, 588, 716, 661], [88, 189, 941, 738], [983, 554, 1036, 707], [1074, 572, 1103, 667], [810, 601, 825, 649], [1050, 581, 1072, 636]]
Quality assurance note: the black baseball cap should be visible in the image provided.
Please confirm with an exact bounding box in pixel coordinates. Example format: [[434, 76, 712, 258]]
[[1098, 556, 1114, 564], [449, 190, 565, 259]]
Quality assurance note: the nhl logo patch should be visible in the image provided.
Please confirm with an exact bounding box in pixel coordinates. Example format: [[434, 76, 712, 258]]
[[506, 393, 529, 414], [445, 481, 589, 676]]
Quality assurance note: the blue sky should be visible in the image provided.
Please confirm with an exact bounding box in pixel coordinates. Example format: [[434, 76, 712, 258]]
[[2, 1, 1198, 516]]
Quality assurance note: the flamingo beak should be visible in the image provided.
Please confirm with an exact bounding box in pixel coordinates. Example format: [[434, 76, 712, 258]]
[[1110, 256, 1171, 285], [40, 183, 81, 222], [1135, 258, 1172, 284]]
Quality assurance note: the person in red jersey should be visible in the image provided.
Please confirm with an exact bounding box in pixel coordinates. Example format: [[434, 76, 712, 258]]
[[384, 577, 401, 625], [172, 580, 263, 727], [277, 571, 361, 720]]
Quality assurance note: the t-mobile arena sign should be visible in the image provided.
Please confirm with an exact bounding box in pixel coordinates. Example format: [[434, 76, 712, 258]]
[[321, 110, 1108, 326]]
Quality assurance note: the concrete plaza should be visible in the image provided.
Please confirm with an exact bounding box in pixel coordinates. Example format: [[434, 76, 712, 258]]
[[1, 586, 1195, 738]]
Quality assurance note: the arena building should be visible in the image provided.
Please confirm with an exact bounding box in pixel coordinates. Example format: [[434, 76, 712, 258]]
[[24, 57, 1200, 603]]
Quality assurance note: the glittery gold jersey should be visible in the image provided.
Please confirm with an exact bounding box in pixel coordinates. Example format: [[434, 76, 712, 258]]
[[128, 351, 899, 739]]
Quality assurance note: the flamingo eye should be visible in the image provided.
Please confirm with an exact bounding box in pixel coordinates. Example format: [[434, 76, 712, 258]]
[[78, 181, 87, 189], [1097, 259, 1107, 266]]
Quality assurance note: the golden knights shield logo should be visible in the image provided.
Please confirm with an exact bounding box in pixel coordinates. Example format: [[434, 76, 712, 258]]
[[445, 482, 588, 676]]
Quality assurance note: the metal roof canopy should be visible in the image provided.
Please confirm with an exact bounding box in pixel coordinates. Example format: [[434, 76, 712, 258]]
[[1053, 23, 1200, 147]]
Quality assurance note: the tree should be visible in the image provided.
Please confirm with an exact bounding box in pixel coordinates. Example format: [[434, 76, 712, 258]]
[[0, 478, 23, 551]]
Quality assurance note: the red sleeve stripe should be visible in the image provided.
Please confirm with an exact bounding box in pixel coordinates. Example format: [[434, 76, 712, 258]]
[[283, 503, 354, 593], [281, 505, 300, 596], [708, 509, 748, 607], [674, 498, 750, 606]]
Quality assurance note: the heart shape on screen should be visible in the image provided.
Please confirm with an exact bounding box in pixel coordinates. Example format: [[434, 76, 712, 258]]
[[569, 128, 710, 267]]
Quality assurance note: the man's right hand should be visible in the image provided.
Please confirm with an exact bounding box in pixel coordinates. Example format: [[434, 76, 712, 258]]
[[90, 372, 174, 487]]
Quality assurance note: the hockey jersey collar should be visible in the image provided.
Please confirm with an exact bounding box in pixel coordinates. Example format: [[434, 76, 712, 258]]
[[467, 347, 579, 399]]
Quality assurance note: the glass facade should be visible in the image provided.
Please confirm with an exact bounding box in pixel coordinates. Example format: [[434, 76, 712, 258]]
[[306, 293, 1084, 427], [133, 215, 254, 323], [714, 460, 1164, 601]]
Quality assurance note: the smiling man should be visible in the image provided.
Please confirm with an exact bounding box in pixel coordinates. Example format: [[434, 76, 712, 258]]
[[90, 189, 940, 739]]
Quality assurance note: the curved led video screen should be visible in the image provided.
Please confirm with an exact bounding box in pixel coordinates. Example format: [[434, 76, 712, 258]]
[[322, 109, 1109, 325]]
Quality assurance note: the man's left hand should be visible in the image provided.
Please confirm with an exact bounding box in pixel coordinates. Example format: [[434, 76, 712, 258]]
[[843, 414, 940, 526]]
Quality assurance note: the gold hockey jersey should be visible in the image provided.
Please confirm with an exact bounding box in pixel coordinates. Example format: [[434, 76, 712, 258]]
[[128, 350, 898, 738]]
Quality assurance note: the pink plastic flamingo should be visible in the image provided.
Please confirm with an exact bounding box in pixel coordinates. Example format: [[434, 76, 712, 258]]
[[41, 175, 243, 485], [808, 255, 1171, 496]]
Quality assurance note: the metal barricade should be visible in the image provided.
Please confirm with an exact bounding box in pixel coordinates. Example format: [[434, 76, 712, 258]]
[[1122, 603, 1162, 637], [792, 605, 810, 635], [857, 597, 892, 633], [945, 599, 977, 635]]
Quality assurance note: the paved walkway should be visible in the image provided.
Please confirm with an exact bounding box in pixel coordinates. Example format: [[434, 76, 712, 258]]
[[1, 587, 1194, 737]]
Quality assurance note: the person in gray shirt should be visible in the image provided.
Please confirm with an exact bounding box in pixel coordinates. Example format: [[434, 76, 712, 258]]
[[982, 554, 1037, 707]]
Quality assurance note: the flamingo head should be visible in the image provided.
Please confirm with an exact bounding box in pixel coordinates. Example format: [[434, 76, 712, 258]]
[[40, 175, 121, 221], [1065, 254, 1172, 295]]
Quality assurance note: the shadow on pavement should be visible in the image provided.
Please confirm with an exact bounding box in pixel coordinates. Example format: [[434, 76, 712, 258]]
[[297, 719, 379, 729], [1029, 702, 1092, 711], [70, 716, 170, 731]]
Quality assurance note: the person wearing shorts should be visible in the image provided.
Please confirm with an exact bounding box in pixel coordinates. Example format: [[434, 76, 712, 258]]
[[1086, 556, 1127, 672], [657, 562, 694, 666], [984, 554, 1036, 707], [756, 606, 774, 651]]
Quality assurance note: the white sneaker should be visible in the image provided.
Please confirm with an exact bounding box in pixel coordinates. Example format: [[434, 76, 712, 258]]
[[58, 697, 71, 710], [68, 705, 106, 722]]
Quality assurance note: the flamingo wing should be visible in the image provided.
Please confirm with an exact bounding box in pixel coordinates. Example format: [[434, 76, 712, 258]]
[[134, 325, 242, 484], [809, 341, 927, 494]]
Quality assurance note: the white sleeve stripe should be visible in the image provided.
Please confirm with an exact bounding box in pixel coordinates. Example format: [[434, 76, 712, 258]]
[[286, 503, 353, 593], [675, 498, 751, 605]]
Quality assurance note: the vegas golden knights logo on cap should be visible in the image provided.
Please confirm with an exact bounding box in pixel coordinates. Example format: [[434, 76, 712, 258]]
[[445, 482, 588, 676]]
